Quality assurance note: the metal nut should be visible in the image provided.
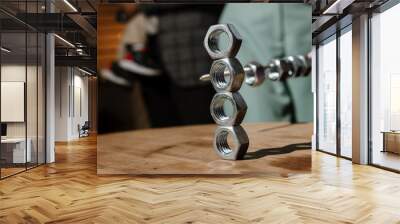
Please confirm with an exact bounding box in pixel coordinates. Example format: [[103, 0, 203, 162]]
[[213, 125, 249, 160], [203, 24, 242, 59], [244, 61, 265, 87], [209, 58, 244, 92], [297, 55, 311, 76], [265, 59, 290, 81], [210, 92, 247, 126], [284, 56, 301, 77]]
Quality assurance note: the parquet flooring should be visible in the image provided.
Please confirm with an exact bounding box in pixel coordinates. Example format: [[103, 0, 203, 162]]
[[0, 167, 26, 178], [1, 134, 400, 223]]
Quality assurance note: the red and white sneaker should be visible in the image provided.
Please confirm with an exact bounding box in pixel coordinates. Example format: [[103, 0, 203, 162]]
[[118, 44, 161, 77]]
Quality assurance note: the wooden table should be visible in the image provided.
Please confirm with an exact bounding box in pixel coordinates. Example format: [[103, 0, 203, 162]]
[[382, 131, 400, 154], [97, 123, 312, 175]]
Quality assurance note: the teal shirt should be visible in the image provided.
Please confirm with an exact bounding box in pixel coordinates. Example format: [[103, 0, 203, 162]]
[[219, 3, 313, 123]]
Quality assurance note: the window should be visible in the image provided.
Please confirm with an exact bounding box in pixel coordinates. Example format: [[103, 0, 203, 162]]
[[0, 1, 46, 179], [317, 36, 337, 154], [370, 3, 400, 171], [339, 27, 352, 158]]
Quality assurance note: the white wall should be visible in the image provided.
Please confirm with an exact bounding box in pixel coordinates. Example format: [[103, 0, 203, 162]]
[[55, 67, 89, 141], [1, 63, 46, 164], [1, 65, 27, 144], [1, 65, 26, 133], [1, 65, 36, 138], [55, 66, 70, 141], [72, 74, 89, 137]]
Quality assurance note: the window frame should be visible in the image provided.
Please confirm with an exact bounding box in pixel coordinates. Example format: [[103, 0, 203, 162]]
[[315, 19, 353, 160], [367, 0, 400, 173]]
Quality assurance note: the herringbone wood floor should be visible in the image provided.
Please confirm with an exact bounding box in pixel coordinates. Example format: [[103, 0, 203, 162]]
[[1, 135, 400, 223]]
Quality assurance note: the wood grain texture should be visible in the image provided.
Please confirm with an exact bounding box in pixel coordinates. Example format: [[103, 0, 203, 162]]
[[1, 132, 400, 223], [97, 4, 136, 70], [97, 123, 312, 175]]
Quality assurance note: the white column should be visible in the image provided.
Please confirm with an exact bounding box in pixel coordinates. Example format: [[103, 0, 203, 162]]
[[45, 0, 56, 163], [46, 32, 55, 163]]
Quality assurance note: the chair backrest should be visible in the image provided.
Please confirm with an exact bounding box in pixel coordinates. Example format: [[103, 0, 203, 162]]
[[82, 121, 90, 129]]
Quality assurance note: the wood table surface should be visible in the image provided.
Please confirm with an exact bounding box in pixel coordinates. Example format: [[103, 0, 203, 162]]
[[97, 122, 312, 175]]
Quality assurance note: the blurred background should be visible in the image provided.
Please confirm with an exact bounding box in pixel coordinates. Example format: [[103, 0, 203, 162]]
[[98, 3, 312, 134]]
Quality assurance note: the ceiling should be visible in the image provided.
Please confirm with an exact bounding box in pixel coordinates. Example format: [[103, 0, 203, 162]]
[[0, 0, 99, 72], [311, 0, 390, 44]]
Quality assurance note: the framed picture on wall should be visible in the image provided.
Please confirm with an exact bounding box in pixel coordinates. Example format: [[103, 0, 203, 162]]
[[1, 81, 25, 122]]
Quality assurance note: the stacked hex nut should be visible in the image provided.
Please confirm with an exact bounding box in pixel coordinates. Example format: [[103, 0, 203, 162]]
[[204, 24, 249, 160]]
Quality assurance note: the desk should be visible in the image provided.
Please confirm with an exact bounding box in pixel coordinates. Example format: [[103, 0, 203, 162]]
[[382, 131, 400, 154], [98, 123, 312, 175], [1, 138, 31, 164]]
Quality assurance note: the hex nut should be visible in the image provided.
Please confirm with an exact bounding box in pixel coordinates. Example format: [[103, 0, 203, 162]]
[[284, 56, 301, 77], [265, 59, 290, 81], [210, 92, 247, 126], [244, 61, 265, 87], [209, 58, 244, 92], [213, 125, 249, 160], [296, 55, 311, 76], [203, 24, 242, 59]]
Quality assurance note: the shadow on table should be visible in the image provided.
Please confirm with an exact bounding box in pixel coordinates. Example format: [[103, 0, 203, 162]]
[[244, 142, 311, 160]]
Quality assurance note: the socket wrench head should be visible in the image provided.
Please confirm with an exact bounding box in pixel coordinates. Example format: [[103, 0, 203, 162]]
[[213, 125, 249, 160], [209, 58, 244, 92], [210, 92, 247, 126], [204, 24, 242, 59]]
